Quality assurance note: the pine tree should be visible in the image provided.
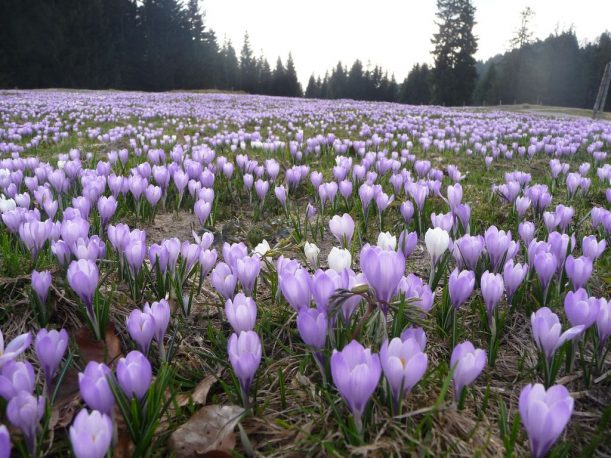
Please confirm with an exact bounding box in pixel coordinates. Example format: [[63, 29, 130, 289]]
[[431, 0, 478, 105]]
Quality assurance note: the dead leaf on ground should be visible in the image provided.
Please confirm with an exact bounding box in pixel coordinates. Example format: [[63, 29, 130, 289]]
[[75, 323, 122, 366], [177, 374, 218, 407], [169, 404, 245, 457]]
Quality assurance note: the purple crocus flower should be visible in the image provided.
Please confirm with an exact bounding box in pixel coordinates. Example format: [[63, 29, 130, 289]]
[[222, 242, 248, 273], [564, 289, 599, 329], [480, 271, 504, 323], [431, 212, 454, 232], [31, 270, 52, 305], [452, 234, 484, 271], [6, 392, 45, 453], [519, 221, 536, 247], [330, 340, 381, 432], [534, 252, 557, 292], [254, 179, 269, 200], [582, 235, 606, 260], [359, 244, 405, 312], [380, 336, 428, 405], [400, 326, 427, 351], [296, 307, 328, 350], [531, 307, 584, 363], [519, 383, 573, 458], [484, 226, 512, 272], [225, 293, 257, 333], [502, 260, 528, 301], [236, 255, 261, 296], [143, 299, 171, 344], [450, 341, 486, 399], [19, 219, 52, 258], [564, 255, 592, 291], [228, 331, 262, 395], [0, 330, 31, 369], [274, 185, 287, 207], [116, 350, 152, 400], [448, 269, 475, 309], [0, 424, 11, 458], [126, 308, 156, 354], [97, 196, 117, 227], [310, 269, 342, 312], [69, 409, 113, 458], [596, 299, 611, 345], [194, 200, 211, 225], [400, 201, 414, 224], [279, 266, 312, 311], [398, 274, 433, 313], [397, 230, 417, 258], [328, 213, 355, 247], [124, 239, 147, 273], [34, 328, 68, 392], [0, 360, 36, 400], [78, 362, 114, 415], [67, 259, 99, 313], [210, 262, 237, 300], [199, 248, 217, 279]]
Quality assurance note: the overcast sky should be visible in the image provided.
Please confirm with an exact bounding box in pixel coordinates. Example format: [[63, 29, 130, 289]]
[[203, 0, 610, 85]]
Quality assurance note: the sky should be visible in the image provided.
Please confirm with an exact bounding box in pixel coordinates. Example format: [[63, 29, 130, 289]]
[[203, 0, 610, 86]]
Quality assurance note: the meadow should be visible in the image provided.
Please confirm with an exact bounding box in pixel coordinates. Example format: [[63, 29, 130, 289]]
[[0, 90, 609, 457]]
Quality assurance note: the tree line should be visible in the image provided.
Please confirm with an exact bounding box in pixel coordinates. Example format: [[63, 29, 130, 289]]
[[1, 0, 610, 110], [0, 0, 302, 96]]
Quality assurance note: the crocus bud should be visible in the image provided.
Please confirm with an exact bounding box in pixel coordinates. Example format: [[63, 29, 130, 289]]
[[502, 260, 528, 301], [329, 214, 355, 247], [0, 331, 31, 369], [116, 351, 152, 400], [296, 307, 328, 350], [69, 409, 113, 458], [228, 331, 262, 395], [564, 255, 592, 291], [236, 255, 261, 296], [519, 384, 573, 458], [304, 242, 320, 268], [359, 244, 404, 311], [531, 307, 584, 363], [582, 235, 606, 260], [327, 247, 351, 273], [0, 360, 36, 400], [564, 289, 599, 329], [143, 299, 170, 343], [596, 298, 611, 345], [225, 293, 257, 333], [380, 337, 427, 404], [279, 267, 312, 311], [31, 270, 52, 305], [0, 424, 11, 458], [398, 230, 417, 258], [210, 262, 237, 300], [480, 271, 504, 323], [67, 259, 98, 312], [425, 227, 449, 267], [6, 392, 45, 453], [126, 308, 156, 354], [35, 328, 68, 390], [450, 341, 486, 400], [194, 200, 211, 225], [78, 362, 114, 415], [330, 340, 381, 431], [377, 231, 397, 251], [448, 269, 475, 309]]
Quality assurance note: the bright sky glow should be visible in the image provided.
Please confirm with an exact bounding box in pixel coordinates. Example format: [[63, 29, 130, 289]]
[[203, 0, 609, 85]]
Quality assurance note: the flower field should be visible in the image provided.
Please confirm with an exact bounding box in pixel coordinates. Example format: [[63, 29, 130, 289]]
[[0, 90, 609, 457]]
